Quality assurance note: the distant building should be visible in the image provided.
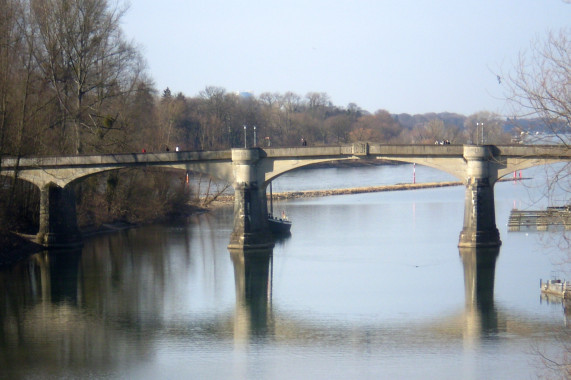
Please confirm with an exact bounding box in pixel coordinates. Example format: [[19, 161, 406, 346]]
[[235, 91, 254, 99]]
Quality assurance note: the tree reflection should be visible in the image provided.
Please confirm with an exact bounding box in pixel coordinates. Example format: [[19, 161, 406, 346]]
[[0, 231, 171, 376]]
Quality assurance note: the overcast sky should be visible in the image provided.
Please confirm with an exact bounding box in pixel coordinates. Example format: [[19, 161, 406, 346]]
[[121, 0, 570, 116]]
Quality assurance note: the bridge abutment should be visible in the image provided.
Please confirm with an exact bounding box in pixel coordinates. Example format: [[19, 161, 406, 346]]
[[37, 183, 83, 248], [458, 146, 501, 248], [228, 149, 274, 250]]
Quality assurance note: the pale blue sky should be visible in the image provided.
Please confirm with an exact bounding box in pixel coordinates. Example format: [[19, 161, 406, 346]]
[[122, 0, 570, 115]]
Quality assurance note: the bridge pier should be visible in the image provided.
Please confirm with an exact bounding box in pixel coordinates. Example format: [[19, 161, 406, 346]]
[[458, 146, 501, 248], [37, 183, 83, 248], [228, 149, 274, 250]]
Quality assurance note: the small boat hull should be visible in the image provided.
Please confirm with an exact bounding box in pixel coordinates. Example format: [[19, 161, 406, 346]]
[[268, 217, 292, 235]]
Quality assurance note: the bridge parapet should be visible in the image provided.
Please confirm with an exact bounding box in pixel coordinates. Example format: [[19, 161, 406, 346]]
[[352, 142, 369, 156], [368, 144, 464, 157]]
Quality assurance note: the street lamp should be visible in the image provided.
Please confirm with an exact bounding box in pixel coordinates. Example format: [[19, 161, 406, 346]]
[[476, 122, 484, 145], [253, 126, 257, 147], [243, 125, 247, 148]]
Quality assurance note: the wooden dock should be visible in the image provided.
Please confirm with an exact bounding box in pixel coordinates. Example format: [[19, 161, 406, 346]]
[[508, 206, 571, 232]]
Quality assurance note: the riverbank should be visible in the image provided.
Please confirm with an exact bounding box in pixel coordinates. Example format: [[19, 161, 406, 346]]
[[0, 232, 44, 267], [0, 204, 208, 268]]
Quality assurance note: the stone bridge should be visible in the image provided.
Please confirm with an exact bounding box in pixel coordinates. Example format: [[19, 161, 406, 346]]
[[2, 143, 570, 249]]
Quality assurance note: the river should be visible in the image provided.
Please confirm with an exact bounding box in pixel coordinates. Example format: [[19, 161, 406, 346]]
[[1, 163, 569, 379]]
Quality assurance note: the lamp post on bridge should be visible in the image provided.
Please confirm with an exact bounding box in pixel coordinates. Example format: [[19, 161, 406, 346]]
[[254, 126, 257, 147], [244, 125, 247, 148], [476, 122, 484, 145]]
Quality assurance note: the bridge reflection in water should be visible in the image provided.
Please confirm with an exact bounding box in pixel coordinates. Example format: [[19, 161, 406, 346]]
[[459, 247, 500, 341], [230, 248, 274, 342], [231, 245, 504, 344], [0, 234, 564, 377]]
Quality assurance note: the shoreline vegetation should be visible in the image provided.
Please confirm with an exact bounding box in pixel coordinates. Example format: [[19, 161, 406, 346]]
[[2, 178, 522, 267]]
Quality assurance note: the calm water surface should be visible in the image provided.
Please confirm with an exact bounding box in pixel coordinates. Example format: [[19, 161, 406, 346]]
[[1, 163, 570, 379]]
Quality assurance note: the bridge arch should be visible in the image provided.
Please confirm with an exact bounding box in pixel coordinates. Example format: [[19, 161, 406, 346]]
[[496, 158, 570, 182], [260, 156, 466, 187], [3, 161, 235, 190], [260, 157, 361, 186], [61, 162, 236, 189], [0, 171, 38, 190]]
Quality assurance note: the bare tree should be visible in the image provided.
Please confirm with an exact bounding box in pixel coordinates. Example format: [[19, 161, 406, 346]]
[[504, 28, 570, 143], [305, 92, 331, 118], [504, 26, 571, 378], [0, 0, 21, 156], [198, 86, 241, 148], [325, 114, 352, 144], [504, 27, 570, 210], [157, 88, 188, 150], [350, 110, 402, 143], [29, 0, 144, 154]]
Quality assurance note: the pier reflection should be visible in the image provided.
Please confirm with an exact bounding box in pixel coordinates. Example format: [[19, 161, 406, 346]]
[[459, 246, 500, 340], [230, 247, 274, 342], [0, 248, 83, 311], [44, 249, 83, 304]]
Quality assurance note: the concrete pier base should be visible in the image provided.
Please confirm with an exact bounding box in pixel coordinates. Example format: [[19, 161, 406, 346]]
[[37, 183, 83, 248], [228, 148, 274, 250], [458, 146, 502, 248], [228, 182, 274, 250], [458, 177, 501, 247]]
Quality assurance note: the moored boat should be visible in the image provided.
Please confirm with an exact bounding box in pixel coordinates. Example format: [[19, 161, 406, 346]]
[[268, 214, 292, 234], [268, 182, 292, 235]]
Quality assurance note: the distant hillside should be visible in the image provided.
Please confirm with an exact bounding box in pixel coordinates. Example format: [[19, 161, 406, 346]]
[[503, 118, 567, 133], [393, 112, 466, 129], [393, 113, 560, 133]]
